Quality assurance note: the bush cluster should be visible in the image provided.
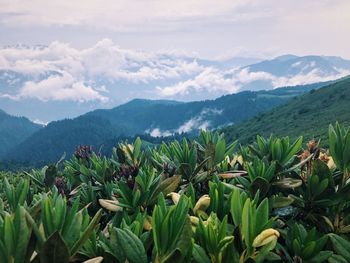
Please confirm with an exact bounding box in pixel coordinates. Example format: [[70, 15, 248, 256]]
[[0, 123, 350, 262]]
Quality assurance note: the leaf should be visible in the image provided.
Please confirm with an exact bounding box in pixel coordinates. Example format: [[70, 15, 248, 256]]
[[165, 216, 193, 263], [274, 178, 302, 189], [302, 241, 316, 259], [70, 209, 102, 256], [214, 139, 226, 164], [192, 244, 211, 263], [271, 196, 294, 208], [98, 199, 123, 212], [39, 231, 70, 263], [308, 251, 333, 263], [230, 189, 243, 226], [14, 207, 32, 263], [83, 257, 104, 263], [242, 199, 252, 249], [329, 234, 350, 261], [3, 214, 15, 257], [256, 198, 269, 233], [328, 254, 348, 263], [282, 136, 303, 165], [134, 137, 142, 161], [250, 177, 270, 197], [116, 228, 147, 263], [343, 131, 350, 168], [150, 175, 181, 204]]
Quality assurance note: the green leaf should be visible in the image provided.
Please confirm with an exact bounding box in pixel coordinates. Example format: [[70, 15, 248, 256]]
[[40, 231, 70, 263], [282, 136, 303, 165], [256, 198, 269, 233], [214, 139, 226, 164], [116, 228, 147, 263], [308, 251, 333, 263], [329, 234, 350, 261], [165, 216, 192, 263], [343, 131, 350, 168], [192, 244, 211, 263], [328, 254, 348, 263], [70, 209, 102, 256], [3, 214, 15, 257], [150, 175, 181, 204], [14, 207, 32, 263], [271, 196, 294, 208], [302, 241, 316, 259], [242, 199, 252, 250], [134, 137, 142, 160]]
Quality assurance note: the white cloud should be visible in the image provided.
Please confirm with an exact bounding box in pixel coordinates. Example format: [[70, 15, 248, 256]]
[[156, 65, 350, 97], [1, 39, 350, 104], [271, 68, 350, 88], [156, 68, 240, 96], [16, 73, 108, 102], [177, 108, 222, 133], [31, 119, 48, 126], [0, 39, 203, 102], [178, 118, 210, 133], [149, 128, 173, 137]]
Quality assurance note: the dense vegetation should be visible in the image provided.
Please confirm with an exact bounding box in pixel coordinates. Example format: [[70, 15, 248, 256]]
[[0, 123, 350, 263], [4, 81, 329, 164], [0, 109, 41, 158], [222, 77, 350, 145]]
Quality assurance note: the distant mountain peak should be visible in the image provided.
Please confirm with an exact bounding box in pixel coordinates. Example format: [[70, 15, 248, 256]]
[[274, 54, 298, 61]]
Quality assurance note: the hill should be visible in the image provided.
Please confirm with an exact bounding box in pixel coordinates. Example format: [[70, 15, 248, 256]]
[[221, 77, 350, 145], [4, 81, 331, 164], [0, 109, 42, 157]]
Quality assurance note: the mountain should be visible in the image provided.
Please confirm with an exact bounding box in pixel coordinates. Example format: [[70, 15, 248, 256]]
[[221, 77, 350, 145], [0, 109, 42, 157], [4, 81, 331, 164], [1, 40, 349, 122]]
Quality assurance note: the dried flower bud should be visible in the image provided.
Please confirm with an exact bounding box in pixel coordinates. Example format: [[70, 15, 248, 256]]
[[307, 139, 317, 152], [252, 228, 280, 247], [298, 150, 310, 161], [167, 192, 181, 205], [74, 145, 93, 160], [193, 195, 210, 215]]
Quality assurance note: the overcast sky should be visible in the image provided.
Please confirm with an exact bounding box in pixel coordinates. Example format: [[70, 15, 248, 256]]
[[1, 0, 349, 59]]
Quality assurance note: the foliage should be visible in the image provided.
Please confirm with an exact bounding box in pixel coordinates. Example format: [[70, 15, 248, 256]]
[[0, 124, 349, 262]]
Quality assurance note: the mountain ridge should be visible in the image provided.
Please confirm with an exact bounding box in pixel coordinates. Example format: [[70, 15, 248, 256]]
[[4, 80, 334, 164]]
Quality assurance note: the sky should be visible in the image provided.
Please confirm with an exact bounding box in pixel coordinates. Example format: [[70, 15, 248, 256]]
[[0, 0, 349, 59], [0, 0, 350, 122]]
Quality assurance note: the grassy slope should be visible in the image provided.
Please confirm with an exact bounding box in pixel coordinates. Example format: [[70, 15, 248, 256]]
[[221, 77, 350, 145]]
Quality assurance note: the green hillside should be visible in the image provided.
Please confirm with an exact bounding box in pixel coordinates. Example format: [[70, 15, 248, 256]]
[[0, 109, 42, 157], [221, 77, 350, 145], [5, 82, 327, 164]]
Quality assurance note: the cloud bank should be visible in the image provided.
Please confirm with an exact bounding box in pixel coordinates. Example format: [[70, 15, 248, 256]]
[[0, 39, 203, 102], [147, 108, 223, 137], [0, 39, 350, 105]]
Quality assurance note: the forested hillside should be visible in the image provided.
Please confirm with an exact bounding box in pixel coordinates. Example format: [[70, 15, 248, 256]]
[[0, 110, 41, 157], [221, 77, 350, 145], [5, 81, 329, 164]]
